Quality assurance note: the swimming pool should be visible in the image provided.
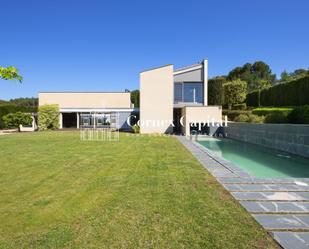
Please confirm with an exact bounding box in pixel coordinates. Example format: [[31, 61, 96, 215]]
[[198, 138, 309, 178]]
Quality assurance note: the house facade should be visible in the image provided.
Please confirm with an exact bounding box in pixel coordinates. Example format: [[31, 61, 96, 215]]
[[38, 59, 222, 135], [38, 92, 135, 130], [140, 60, 222, 135]]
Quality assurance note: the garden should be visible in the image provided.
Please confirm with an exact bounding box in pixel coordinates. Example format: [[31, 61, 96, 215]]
[[0, 131, 278, 248], [208, 62, 309, 124]]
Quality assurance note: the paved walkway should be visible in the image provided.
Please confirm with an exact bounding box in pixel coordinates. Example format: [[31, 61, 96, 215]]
[[177, 136, 309, 249]]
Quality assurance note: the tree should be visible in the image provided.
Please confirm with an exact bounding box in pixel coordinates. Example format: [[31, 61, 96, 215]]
[[2, 112, 32, 129], [9, 97, 38, 108], [0, 66, 22, 82], [223, 79, 247, 110], [227, 61, 276, 92], [38, 104, 59, 130], [280, 70, 292, 82], [130, 90, 140, 108], [208, 76, 226, 105], [280, 68, 309, 82]]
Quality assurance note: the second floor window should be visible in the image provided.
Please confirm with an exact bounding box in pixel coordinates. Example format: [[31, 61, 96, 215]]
[[174, 82, 204, 104]]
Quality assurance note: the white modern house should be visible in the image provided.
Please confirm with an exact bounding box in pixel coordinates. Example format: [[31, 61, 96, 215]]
[[38, 92, 136, 130], [140, 59, 222, 135], [38, 59, 222, 135]]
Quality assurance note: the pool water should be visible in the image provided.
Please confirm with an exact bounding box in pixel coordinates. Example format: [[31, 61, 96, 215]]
[[198, 138, 309, 178]]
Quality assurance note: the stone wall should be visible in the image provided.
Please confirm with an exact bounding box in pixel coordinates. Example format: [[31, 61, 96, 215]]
[[227, 122, 309, 158]]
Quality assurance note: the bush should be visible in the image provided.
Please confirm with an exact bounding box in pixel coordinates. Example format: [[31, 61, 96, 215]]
[[233, 114, 264, 123], [247, 114, 264, 123], [252, 107, 293, 116], [246, 75, 309, 107], [0, 104, 36, 129], [234, 114, 249, 122], [222, 110, 251, 121], [132, 124, 140, 133], [2, 112, 32, 129], [233, 103, 247, 110], [264, 112, 289, 123], [288, 105, 309, 124], [38, 104, 59, 130]]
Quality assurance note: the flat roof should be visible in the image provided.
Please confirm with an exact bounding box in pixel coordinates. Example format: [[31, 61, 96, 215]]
[[39, 91, 130, 94]]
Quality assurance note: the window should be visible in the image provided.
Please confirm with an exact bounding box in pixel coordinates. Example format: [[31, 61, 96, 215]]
[[174, 83, 183, 103], [174, 82, 204, 104]]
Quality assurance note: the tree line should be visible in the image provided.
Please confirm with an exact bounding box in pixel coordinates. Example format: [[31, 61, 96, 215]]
[[208, 61, 309, 109]]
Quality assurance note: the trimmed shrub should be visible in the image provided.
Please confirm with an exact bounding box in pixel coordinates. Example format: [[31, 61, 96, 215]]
[[132, 124, 140, 133], [246, 91, 259, 107], [234, 114, 249, 122], [222, 110, 251, 121], [252, 107, 293, 116], [208, 77, 226, 105], [288, 105, 309, 124], [0, 104, 36, 129], [247, 114, 264, 123], [233, 113, 264, 123], [223, 79, 247, 110], [2, 112, 32, 129], [264, 112, 289, 123], [246, 75, 309, 107], [38, 104, 59, 130], [233, 103, 247, 110]]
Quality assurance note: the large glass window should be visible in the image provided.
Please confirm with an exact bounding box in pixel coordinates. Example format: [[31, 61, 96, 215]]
[[174, 82, 204, 104], [184, 83, 204, 103], [174, 83, 183, 103], [80, 113, 112, 128]]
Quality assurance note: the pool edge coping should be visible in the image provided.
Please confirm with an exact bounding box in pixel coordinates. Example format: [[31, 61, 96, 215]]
[[176, 136, 309, 249]]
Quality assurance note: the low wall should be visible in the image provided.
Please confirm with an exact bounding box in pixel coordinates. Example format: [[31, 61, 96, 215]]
[[227, 122, 309, 158]]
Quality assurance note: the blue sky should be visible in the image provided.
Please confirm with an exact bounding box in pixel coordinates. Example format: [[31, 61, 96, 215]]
[[1, 0, 308, 100]]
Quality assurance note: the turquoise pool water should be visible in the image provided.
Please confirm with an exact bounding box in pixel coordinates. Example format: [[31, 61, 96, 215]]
[[198, 138, 309, 178]]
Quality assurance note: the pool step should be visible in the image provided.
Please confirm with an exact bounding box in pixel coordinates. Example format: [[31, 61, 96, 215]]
[[240, 201, 309, 213], [253, 214, 309, 230], [232, 191, 309, 201], [272, 232, 309, 249], [218, 177, 309, 184], [224, 183, 309, 192]]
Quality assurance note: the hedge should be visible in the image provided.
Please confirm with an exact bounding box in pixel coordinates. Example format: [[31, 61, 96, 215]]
[[246, 75, 309, 107], [222, 109, 251, 121], [288, 105, 309, 124], [208, 77, 225, 105], [0, 105, 36, 129], [252, 107, 293, 117], [2, 112, 32, 129], [264, 112, 289, 124]]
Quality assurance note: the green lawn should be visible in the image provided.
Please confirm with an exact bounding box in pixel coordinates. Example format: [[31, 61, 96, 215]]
[[0, 132, 278, 248]]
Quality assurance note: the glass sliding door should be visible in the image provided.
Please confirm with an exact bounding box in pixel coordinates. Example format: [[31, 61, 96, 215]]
[[96, 113, 111, 127]]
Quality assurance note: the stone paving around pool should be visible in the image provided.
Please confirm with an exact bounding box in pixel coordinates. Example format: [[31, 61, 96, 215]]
[[177, 136, 309, 249]]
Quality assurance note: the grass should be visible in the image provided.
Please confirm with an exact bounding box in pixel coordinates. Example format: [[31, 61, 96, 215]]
[[0, 131, 278, 248]]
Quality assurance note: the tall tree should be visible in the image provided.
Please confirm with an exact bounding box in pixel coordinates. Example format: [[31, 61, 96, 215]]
[[227, 61, 275, 92], [280, 70, 292, 82], [280, 68, 309, 82], [0, 66, 23, 82]]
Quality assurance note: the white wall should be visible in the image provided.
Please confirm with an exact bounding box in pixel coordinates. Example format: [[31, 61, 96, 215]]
[[140, 65, 174, 134]]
